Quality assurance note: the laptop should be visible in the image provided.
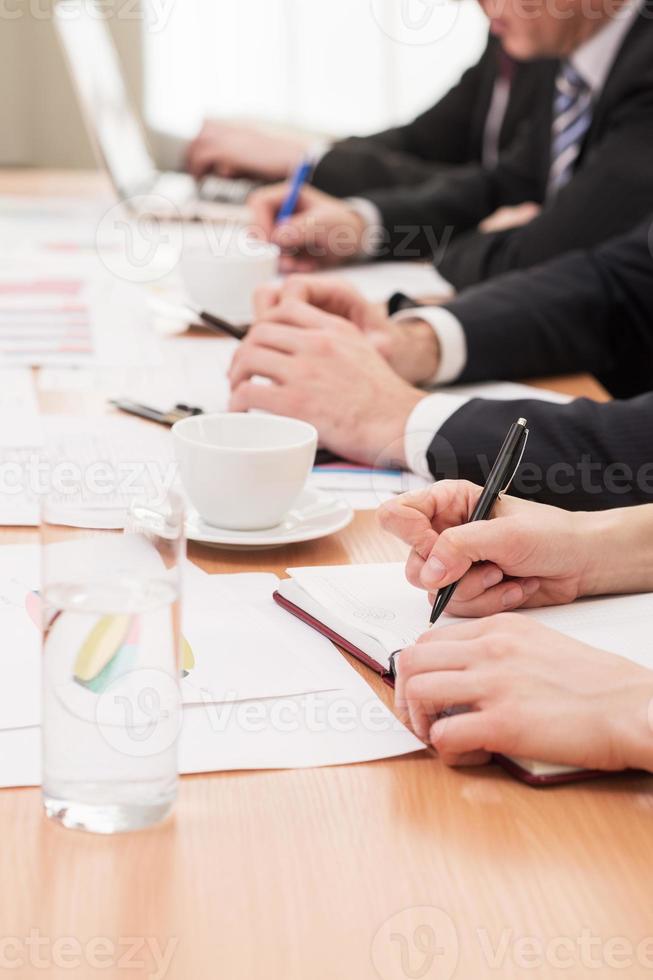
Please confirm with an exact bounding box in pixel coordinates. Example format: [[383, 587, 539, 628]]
[[53, 2, 257, 220]]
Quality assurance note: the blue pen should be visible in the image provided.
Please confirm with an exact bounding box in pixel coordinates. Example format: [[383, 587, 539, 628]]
[[276, 156, 314, 224]]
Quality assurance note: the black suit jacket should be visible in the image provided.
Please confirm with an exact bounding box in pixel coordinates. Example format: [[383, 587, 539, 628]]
[[311, 36, 550, 198], [448, 219, 653, 399], [367, 6, 653, 289], [426, 219, 653, 510]]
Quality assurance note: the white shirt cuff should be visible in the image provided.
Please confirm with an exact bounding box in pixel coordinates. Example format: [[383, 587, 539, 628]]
[[404, 393, 469, 478], [346, 197, 384, 257], [393, 306, 467, 387], [309, 140, 332, 167]]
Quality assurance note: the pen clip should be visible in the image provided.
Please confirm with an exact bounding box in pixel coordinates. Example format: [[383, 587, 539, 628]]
[[501, 428, 529, 494]]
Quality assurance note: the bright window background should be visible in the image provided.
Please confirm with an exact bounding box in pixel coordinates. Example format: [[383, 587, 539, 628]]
[[144, 0, 488, 139]]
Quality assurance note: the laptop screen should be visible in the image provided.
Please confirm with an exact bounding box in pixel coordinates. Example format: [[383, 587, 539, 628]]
[[54, 3, 158, 196]]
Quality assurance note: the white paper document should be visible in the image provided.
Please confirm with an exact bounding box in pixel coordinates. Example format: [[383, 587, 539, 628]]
[[0, 545, 41, 730], [181, 565, 338, 705], [0, 369, 43, 447], [180, 569, 422, 773], [0, 196, 112, 261], [310, 465, 431, 511], [332, 261, 453, 303], [111, 335, 236, 414], [0, 274, 94, 362], [38, 334, 235, 415], [179, 629, 422, 774], [0, 265, 161, 368], [0, 413, 176, 528], [0, 558, 423, 786], [0, 546, 338, 732]]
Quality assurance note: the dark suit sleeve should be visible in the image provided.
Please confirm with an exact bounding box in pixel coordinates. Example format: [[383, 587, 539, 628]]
[[430, 393, 653, 511], [311, 145, 450, 198], [438, 98, 653, 288], [363, 124, 542, 260], [444, 219, 653, 398], [311, 37, 496, 197]]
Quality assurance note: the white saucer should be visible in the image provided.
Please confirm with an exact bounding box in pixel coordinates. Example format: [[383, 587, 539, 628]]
[[185, 489, 354, 550]]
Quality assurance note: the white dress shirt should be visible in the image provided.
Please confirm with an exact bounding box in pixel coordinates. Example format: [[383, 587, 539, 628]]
[[396, 3, 642, 479]]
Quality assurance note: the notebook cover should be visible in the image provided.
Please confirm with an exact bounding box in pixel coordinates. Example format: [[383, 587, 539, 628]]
[[492, 754, 604, 787], [273, 591, 395, 686], [273, 590, 632, 786]]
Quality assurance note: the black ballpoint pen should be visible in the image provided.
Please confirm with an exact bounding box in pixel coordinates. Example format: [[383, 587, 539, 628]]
[[187, 306, 249, 341], [110, 399, 203, 426], [429, 417, 530, 626]]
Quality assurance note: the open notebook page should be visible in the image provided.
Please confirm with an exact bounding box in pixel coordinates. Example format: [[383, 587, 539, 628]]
[[515, 593, 653, 668], [283, 563, 447, 666], [284, 563, 653, 673]]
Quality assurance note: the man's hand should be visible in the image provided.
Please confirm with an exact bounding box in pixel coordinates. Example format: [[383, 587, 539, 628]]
[[395, 615, 653, 773], [253, 275, 441, 385], [228, 301, 427, 467], [186, 121, 312, 181], [479, 202, 542, 234], [248, 184, 367, 273], [378, 480, 599, 616]]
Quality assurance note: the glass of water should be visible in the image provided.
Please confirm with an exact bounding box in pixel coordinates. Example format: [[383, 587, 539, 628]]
[[40, 493, 185, 834]]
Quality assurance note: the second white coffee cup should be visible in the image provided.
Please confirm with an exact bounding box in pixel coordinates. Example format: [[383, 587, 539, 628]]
[[172, 414, 318, 531], [180, 228, 279, 324]]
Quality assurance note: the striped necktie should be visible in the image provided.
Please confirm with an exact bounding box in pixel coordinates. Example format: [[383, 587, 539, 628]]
[[548, 62, 593, 196]]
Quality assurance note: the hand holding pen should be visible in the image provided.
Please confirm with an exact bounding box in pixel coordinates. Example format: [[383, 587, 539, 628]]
[[247, 156, 366, 273], [276, 155, 315, 225], [379, 419, 528, 675], [429, 418, 530, 623]]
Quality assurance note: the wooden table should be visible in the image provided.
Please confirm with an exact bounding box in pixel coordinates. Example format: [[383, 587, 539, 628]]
[[2, 170, 650, 980]]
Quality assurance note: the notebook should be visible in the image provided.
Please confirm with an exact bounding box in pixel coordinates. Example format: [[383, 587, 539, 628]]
[[274, 563, 653, 786]]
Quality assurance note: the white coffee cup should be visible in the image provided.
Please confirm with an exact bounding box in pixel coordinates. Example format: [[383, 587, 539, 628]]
[[172, 414, 318, 530], [179, 226, 279, 323]]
